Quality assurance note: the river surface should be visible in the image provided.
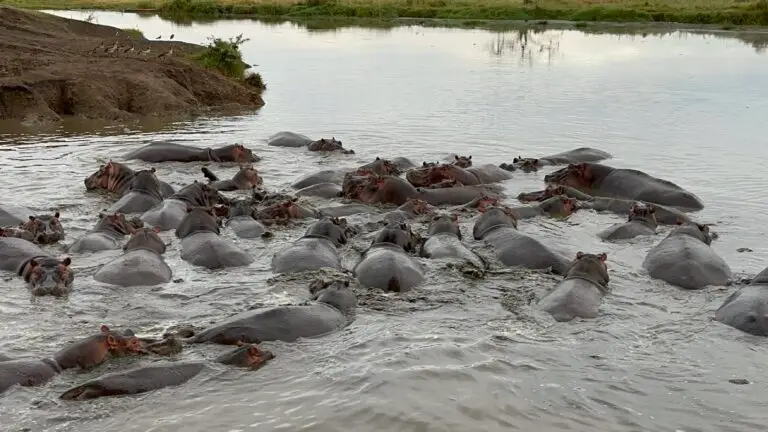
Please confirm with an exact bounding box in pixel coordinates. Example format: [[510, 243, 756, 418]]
[[1, 11, 768, 432]]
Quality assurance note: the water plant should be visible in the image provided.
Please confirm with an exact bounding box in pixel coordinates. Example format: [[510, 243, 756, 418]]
[[192, 33, 266, 90]]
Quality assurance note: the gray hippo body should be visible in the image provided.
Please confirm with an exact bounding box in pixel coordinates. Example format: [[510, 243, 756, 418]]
[[473, 207, 569, 274], [106, 169, 165, 214], [190, 280, 356, 344], [0, 358, 61, 393], [642, 223, 731, 290], [0, 204, 34, 226], [502, 147, 612, 172], [380, 199, 436, 225], [715, 267, 768, 336], [544, 163, 704, 211], [94, 228, 172, 287], [176, 207, 253, 269], [295, 182, 343, 199], [83, 161, 175, 198], [354, 224, 425, 292], [508, 195, 577, 220], [291, 157, 400, 190], [597, 202, 658, 241], [267, 131, 352, 153], [406, 163, 512, 187], [0, 237, 74, 296], [292, 171, 346, 189], [420, 214, 485, 269], [345, 175, 503, 207], [271, 218, 348, 274], [67, 213, 134, 254], [537, 252, 610, 322], [142, 182, 224, 231], [124, 142, 258, 163], [225, 201, 270, 239]]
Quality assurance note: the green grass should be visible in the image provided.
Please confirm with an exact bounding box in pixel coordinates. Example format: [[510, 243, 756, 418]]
[[121, 26, 145, 37], [192, 33, 267, 90], [5, 0, 768, 26]]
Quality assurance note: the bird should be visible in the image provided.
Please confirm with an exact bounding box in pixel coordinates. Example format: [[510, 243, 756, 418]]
[[155, 35, 161, 40], [157, 47, 174, 60], [123, 46, 135, 54], [169, 34, 175, 40], [106, 41, 119, 54], [141, 48, 151, 55]]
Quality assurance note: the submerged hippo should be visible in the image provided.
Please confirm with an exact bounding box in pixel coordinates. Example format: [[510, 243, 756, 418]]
[[67, 213, 134, 254], [420, 214, 485, 269], [271, 217, 349, 274], [291, 157, 400, 189], [544, 163, 704, 211], [345, 174, 502, 206], [124, 142, 259, 163], [253, 198, 318, 223], [59, 344, 273, 401], [295, 182, 342, 199], [354, 223, 425, 292], [597, 202, 658, 241], [507, 195, 577, 220], [472, 207, 569, 274], [406, 163, 513, 187], [0, 237, 74, 296], [537, 252, 610, 322], [446, 154, 473, 168], [381, 198, 436, 225], [141, 182, 226, 231], [201, 165, 262, 191], [0, 325, 145, 394], [225, 200, 270, 239], [8, 212, 65, 245], [500, 147, 612, 172], [106, 168, 166, 214], [176, 207, 253, 269], [715, 267, 768, 336], [189, 279, 356, 344], [267, 131, 353, 154], [94, 227, 172, 287], [84, 161, 175, 198], [642, 222, 731, 290]]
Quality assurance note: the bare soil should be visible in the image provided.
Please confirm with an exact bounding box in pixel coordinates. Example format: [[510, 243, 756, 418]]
[[0, 6, 265, 123]]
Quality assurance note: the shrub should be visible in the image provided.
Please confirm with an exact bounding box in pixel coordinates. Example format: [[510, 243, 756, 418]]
[[122, 27, 145, 38], [244, 71, 266, 90], [193, 33, 250, 79]]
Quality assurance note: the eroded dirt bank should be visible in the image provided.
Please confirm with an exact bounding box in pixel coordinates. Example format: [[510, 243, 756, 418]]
[[0, 6, 265, 123]]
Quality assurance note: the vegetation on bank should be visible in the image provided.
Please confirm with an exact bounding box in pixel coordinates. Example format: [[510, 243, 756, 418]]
[[6, 0, 768, 26], [121, 26, 145, 37], [194, 33, 266, 90]]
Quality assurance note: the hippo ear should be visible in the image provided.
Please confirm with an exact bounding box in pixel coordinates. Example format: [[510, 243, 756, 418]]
[[61, 257, 72, 266], [532, 158, 538, 164], [452, 213, 459, 221], [598, 253, 607, 262], [343, 279, 350, 287], [54, 212, 60, 219], [100, 324, 111, 333], [675, 217, 684, 225], [468, 155, 472, 160], [454, 155, 459, 161], [576, 251, 584, 259], [422, 162, 427, 167], [29, 259, 38, 268], [375, 157, 380, 160], [151, 167, 156, 173], [185, 205, 194, 213], [106, 333, 118, 348], [28, 215, 35, 221]]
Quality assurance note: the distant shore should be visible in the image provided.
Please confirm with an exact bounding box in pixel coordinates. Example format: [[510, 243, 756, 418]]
[[6, 0, 768, 27]]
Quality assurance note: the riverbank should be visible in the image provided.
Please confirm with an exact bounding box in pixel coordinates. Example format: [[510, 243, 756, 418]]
[[0, 6, 265, 123], [6, 0, 768, 27]]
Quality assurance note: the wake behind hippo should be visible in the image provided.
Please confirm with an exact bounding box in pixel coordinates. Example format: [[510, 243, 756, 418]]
[[500, 147, 612, 172], [537, 252, 611, 322], [94, 227, 172, 287], [472, 207, 569, 275], [124, 142, 259, 163], [642, 222, 731, 290], [271, 217, 350, 274], [142, 182, 226, 231], [715, 267, 768, 336], [190, 279, 356, 344], [354, 223, 425, 292], [420, 214, 485, 270], [544, 162, 704, 211], [597, 202, 658, 241], [267, 131, 353, 154], [176, 207, 253, 269], [0, 237, 74, 296], [84, 160, 175, 198]]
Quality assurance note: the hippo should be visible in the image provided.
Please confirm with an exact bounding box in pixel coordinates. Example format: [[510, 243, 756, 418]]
[[59, 344, 273, 401], [420, 214, 485, 269], [544, 163, 704, 211], [141, 182, 226, 231], [271, 217, 349, 274], [67, 213, 134, 254], [295, 182, 342, 199], [176, 207, 253, 269], [201, 165, 262, 191], [267, 131, 353, 154], [0, 226, 36, 242], [253, 198, 318, 223], [189, 279, 356, 344], [4, 212, 65, 245], [405, 163, 513, 187], [500, 147, 612, 172], [94, 227, 172, 287], [472, 207, 569, 274], [354, 223, 425, 292], [715, 267, 768, 336], [381, 199, 436, 225], [0, 237, 74, 296], [536, 252, 610, 322], [106, 168, 166, 214], [642, 222, 732, 290], [344, 174, 503, 206], [225, 200, 270, 239], [597, 202, 658, 241], [291, 157, 400, 189], [84, 161, 175, 198], [0, 325, 145, 394], [448, 154, 472, 168], [507, 195, 577, 220], [0, 204, 34, 227], [124, 142, 259, 163]]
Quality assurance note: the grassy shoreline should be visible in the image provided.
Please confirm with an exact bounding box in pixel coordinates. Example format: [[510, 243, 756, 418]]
[[5, 0, 768, 26]]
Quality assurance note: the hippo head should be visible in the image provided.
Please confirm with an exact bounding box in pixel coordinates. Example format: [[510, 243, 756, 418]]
[[228, 199, 255, 218], [566, 252, 609, 287], [252, 190, 293, 207], [427, 213, 462, 239], [512, 157, 540, 173], [544, 163, 597, 189], [256, 198, 304, 221], [341, 174, 380, 203], [209, 143, 255, 163], [194, 181, 229, 207], [374, 222, 421, 253], [84, 160, 131, 192], [20, 212, 64, 244], [628, 202, 657, 227], [472, 206, 518, 240], [421, 161, 440, 168], [471, 194, 502, 212], [141, 336, 183, 356], [309, 137, 350, 153], [124, 227, 165, 254], [399, 198, 435, 217], [111, 327, 148, 356], [26, 256, 74, 296], [216, 343, 274, 369], [538, 195, 577, 218], [673, 220, 714, 245], [406, 164, 459, 188], [357, 157, 401, 177], [305, 217, 349, 247], [309, 278, 357, 315], [517, 185, 562, 202], [452, 155, 472, 168], [233, 164, 263, 188], [96, 212, 135, 235]]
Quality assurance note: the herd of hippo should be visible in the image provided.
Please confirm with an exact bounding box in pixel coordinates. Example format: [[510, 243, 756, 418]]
[[0, 131, 765, 400]]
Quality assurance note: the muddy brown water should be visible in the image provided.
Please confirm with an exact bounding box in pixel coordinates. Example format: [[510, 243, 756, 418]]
[[1, 11, 768, 432]]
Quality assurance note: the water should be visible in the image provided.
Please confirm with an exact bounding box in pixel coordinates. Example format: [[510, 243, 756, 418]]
[[1, 11, 768, 432]]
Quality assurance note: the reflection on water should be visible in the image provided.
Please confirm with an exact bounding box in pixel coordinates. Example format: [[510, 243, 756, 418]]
[[1, 10, 768, 432]]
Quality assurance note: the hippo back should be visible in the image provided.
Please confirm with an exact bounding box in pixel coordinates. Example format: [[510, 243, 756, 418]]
[[354, 244, 425, 292], [537, 278, 605, 322], [714, 267, 768, 336], [94, 250, 172, 287], [0, 237, 48, 273], [481, 227, 569, 275], [0, 205, 33, 226], [271, 237, 341, 274], [106, 191, 162, 214], [267, 131, 313, 148], [597, 220, 655, 241], [227, 216, 268, 238], [421, 234, 485, 269], [642, 231, 731, 290], [141, 200, 188, 232], [0, 359, 60, 393], [180, 232, 253, 269]]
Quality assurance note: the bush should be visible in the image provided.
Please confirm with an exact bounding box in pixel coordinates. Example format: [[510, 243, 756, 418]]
[[193, 34, 250, 79], [244, 71, 266, 90], [122, 27, 145, 38]]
